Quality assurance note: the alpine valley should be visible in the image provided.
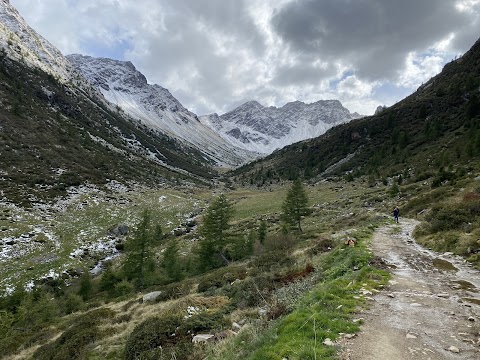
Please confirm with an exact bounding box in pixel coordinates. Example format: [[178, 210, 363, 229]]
[[1, 1, 480, 360]]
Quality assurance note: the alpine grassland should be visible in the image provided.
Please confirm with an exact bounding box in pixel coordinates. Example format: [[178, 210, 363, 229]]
[[0, 179, 394, 359]]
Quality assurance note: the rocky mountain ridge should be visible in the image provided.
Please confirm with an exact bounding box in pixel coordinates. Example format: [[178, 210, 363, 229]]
[[66, 54, 259, 167], [200, 99, 361, 154], [0, 0, 222, 204]]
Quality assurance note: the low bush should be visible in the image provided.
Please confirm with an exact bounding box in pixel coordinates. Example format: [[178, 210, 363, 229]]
[[34, 308, 115, 360], [153, 281, 193, 302], [423, 197, 480, 233], [306, 237, 336, 256], [124, 309, 228, 360], [197, 266, 247, 293]]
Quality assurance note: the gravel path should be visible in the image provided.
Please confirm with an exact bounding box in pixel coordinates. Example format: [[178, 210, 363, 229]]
[[340, 219, 480, 359]]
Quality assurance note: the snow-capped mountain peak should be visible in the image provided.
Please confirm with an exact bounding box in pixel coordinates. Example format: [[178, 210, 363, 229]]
[[200, 99, 361, 154], [67, 54, 258, 166]]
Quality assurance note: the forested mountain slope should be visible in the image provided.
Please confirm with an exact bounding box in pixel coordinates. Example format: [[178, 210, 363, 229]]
[[232, 38, 480, 184]]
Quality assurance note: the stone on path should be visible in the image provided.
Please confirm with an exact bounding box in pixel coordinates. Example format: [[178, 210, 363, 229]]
[[436, 293, 450, 298], [448, 346, 460, 353], [406, 333, 417, 339]]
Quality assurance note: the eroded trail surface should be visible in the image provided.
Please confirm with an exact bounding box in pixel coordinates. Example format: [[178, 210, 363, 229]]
[[341, 219, 480, 360]]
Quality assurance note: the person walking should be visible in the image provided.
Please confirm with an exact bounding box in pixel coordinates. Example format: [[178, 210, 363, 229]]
[[393, 206, 399, 223]]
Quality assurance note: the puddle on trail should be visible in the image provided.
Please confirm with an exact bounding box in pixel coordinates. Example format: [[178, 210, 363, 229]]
[[463, 297, 480, 306], [451, 280, 478, 292], [433, 258, 458, 271]]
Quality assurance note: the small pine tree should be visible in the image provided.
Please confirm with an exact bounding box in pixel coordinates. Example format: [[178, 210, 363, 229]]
[[197, 194, 234, 272], [78, 272, 93, 301], [162, 241, 183, 282], [258, 220, 267, 244], [123, 210, 156, 290], [282, 179, 309, 232]]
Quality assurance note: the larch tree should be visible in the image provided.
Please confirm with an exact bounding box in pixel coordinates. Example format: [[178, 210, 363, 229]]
[[123, 210, 158, 290], [197, 194, 234, 272], [282, 179, 309, 232]]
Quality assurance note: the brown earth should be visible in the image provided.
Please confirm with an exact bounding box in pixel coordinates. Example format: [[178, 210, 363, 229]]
[[340, 219, 480, 360]]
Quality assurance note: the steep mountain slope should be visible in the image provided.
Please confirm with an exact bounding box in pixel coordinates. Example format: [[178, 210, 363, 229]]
[[200, 99, 361, 154], [232, 37, 480, 183], [66, 54, 258, 166], [0, 0, 216, 204]]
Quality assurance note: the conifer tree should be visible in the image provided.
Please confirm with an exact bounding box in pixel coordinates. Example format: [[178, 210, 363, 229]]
[[258, 219, 267, 243], [123, 210, 157, 290], [162, 241, 183, 282], [282, 179, 309, 232], [197, 194, 234, 271], [78, 272, 93, 301]]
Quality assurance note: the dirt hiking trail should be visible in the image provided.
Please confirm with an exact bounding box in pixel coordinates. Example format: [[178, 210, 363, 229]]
[[341, 219, 480, 359]]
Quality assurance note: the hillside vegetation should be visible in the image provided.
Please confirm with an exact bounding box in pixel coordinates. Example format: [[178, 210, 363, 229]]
[[230, 37, 480, 269], [233, 39, 480, 184], [0, 51, 215, 206], [0, 181, 394, 360]]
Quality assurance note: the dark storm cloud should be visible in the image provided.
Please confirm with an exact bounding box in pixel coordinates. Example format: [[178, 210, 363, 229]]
[[272, 0, 470, 80]]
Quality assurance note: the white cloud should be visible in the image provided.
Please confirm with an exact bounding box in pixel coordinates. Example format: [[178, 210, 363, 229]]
[[9, 0, 480, 115], [397, 52, 446, 88]]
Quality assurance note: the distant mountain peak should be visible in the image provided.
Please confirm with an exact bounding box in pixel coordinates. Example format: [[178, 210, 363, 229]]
[[200, 99, 360, 154], [67, 54, 258, 166]]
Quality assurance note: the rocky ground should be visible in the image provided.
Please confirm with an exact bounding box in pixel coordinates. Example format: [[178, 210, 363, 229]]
[[340, 219, 480, 359]]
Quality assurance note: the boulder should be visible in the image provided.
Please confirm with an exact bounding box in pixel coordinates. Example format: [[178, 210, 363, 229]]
[[192, 334, 215, 343], [109, 224, 129, 237], [142, 291, 162, 303], [172, 227, 188, 236]]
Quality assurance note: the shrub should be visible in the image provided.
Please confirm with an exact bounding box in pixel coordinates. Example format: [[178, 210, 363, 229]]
[[63, 293, 84, 314], [226, 275, 275, 308], [124, 310, 227, 360], [124, 314, 188, 360], [306, 237, 335, 256], [197, 266, 247, 293], [34, 308, 115, 360]]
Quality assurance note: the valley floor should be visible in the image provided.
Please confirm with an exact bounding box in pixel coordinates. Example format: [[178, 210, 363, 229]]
[[340, 219, 480, 359]]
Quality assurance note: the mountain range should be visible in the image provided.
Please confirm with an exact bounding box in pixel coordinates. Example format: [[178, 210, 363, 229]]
[[65, 54, 257, 166], [200, 100, 360, 154]]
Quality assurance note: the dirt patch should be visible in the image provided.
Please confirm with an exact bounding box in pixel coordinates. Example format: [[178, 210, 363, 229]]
[[340, 219, 480, 360]]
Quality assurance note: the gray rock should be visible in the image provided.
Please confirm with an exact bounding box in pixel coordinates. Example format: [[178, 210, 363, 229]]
[[437, 293, 450, 298], [323, 338, 335, 346], [109, 224, 129, 237], [192, 334, 215, 343], [142, 291, 162, 302], [172, 227, 188, 236], [258, 307, 268, 317], [410, 303, 423, 307], [448, 346, 460, 353], [232, 322, 242, 332]]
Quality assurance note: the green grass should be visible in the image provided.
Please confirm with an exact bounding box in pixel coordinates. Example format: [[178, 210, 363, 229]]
[[1, 181, 392, 359], [206, 223, 389, 360], [0, 188, 206, 294]]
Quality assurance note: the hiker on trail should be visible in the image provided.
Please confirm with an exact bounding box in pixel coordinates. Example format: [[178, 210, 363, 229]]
[[393, 207, 399, 223]]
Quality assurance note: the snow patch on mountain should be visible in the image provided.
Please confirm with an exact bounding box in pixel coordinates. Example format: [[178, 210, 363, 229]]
[[66, 54, 258, 166], [200, 100, 361, 154], [0, 0, 106, 99]]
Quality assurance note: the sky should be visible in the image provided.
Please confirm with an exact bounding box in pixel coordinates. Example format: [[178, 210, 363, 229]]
[[10, 0, 480, 116]]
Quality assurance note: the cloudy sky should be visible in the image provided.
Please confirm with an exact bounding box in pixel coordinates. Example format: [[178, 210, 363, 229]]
[[10, 0, 480, 115]]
